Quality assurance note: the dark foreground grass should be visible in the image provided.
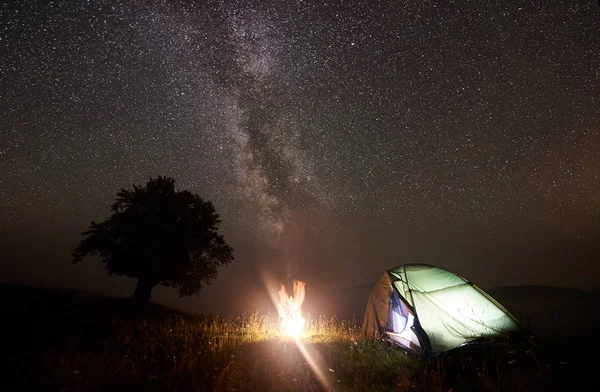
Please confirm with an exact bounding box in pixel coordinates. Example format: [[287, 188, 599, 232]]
[[1, 285, 596, 391]]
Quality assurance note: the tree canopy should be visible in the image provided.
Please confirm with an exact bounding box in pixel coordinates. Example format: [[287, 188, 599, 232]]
[[73, 176, 234, 302]]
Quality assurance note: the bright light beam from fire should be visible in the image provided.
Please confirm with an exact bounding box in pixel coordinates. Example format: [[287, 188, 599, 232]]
[[294, 337, 334, 391]]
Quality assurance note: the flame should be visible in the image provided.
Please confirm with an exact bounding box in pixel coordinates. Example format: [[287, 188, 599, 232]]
[[278, 280, 306, 337]]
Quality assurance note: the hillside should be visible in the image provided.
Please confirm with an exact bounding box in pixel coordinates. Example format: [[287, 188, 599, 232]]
[[487, 285, 600, 341]]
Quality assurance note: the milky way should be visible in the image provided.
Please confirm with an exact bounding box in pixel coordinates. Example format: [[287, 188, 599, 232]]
[[1, 1, 599, 303]]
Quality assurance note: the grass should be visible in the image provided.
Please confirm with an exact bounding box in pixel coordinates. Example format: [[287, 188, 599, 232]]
[[1, 285, 596, 391], [5, 310, 418, 391]]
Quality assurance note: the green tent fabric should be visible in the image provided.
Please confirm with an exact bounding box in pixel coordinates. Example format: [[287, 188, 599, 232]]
[[362, 264, 523, 355]]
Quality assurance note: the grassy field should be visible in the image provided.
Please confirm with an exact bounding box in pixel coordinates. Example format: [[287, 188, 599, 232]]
[[1, 284, 595, 391]]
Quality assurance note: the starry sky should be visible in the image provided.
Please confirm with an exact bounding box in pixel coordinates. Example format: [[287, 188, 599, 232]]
[[1, 0, 599, 317]]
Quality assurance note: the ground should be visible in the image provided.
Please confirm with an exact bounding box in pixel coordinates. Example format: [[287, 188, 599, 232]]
[[1, 284, 597, 391]]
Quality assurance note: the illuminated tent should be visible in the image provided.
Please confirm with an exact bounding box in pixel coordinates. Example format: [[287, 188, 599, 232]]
[[362, 264, 524, 356]]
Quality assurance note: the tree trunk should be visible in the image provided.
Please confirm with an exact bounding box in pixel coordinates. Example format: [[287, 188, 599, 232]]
[[131, 278, 156, 302]]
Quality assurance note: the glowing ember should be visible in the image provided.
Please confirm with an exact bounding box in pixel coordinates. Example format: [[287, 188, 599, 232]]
[[278, 280, 306, 337]]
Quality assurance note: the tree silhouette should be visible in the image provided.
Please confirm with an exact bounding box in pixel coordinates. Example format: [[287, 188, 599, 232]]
[[73, 176, 234, 302]]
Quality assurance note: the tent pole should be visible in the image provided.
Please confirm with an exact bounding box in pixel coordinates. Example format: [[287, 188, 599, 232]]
[[404, 265, 417, 310], [404, 265, 432, 356]]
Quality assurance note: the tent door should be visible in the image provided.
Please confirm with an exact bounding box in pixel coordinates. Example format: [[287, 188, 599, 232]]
[[386, 289, 422, 354]]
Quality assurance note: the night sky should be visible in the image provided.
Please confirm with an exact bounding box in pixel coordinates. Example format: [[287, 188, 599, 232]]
[[1, 1, 599, 317]]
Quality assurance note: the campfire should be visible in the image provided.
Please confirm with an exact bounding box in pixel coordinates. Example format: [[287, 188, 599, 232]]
[[278, 280, 306, 337]]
